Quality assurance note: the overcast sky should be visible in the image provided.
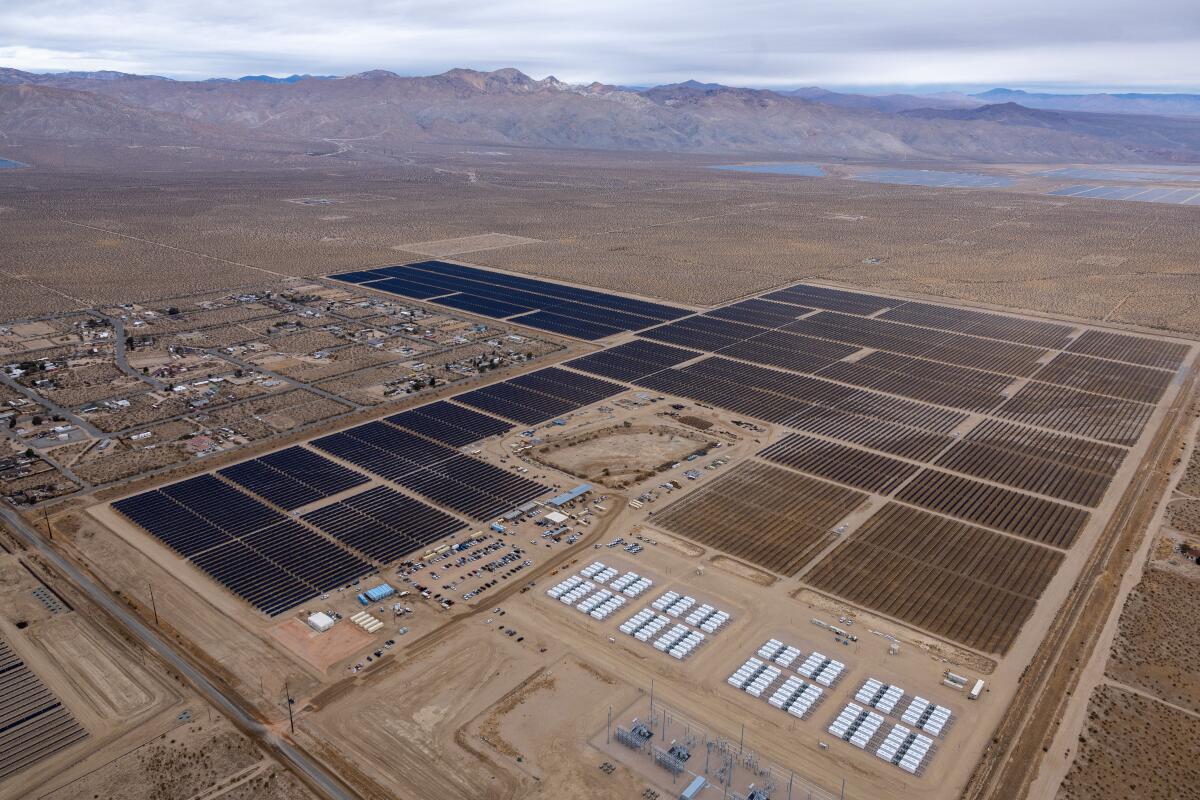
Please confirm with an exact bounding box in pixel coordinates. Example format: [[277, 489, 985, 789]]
[[2, 0, 1198, 91]]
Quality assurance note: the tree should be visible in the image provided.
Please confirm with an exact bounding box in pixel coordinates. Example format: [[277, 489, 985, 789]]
[[23, 448, 34, 459], [31, 416, 42, 426]]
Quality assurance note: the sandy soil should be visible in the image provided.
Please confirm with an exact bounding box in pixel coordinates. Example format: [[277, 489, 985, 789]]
[[1055, 684, 1200, 800], [529, 423, 714, 486]]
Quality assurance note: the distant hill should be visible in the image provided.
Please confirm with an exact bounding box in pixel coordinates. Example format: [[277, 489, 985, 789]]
[[779, 86, 981, 113], [971, 88, 1200, 118], [0, 67, 1197, 164], [902, 102, 1200, 157]]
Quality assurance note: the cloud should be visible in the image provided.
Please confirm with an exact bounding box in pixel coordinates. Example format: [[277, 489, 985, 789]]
[[0, 0, 1197, 90]]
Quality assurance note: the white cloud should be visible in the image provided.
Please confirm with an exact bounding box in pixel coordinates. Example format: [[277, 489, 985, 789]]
[[0, 0, 1196, 89]]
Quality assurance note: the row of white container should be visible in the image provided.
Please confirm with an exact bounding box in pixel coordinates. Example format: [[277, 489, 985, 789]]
[[901, 697, 952, 737], [619, 610, 707, 659], [578, 589, 626, 619], [856, 679, 905, 715], [797, 652, 845, 687], [684, 604, 731, 633], [727, 658, 782, 698], [547, 576, 594, 604], [828, 703, 885, 750], [350, 611, 383, 633], [877, 724, 933, 775], [758, 638, 804, 668], [768, 676, 823, 719], [654, 624, 706, 660], [546, 574, 584, 597], [650, 591, 694, 618], [621, 609, 670, 640], [574, 563, 654, 597], [611, 571, 653, 598], [581, 561, 618, 584]]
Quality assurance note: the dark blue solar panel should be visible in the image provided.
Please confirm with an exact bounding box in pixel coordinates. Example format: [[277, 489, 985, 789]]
[[219, 460, 324, 510], [242, 521, 374, 592], [433, 292, 534, 318], [704, 298, 809, 328], [508, 366, 624, 404], [510, 310, 624, 340], [161, 475, 286, 538], [401, 260, 690, 321], [453, 382, 579, 424], [362, 276, 453, 300], [113, 491, 233, 557], [386, 401, 513, 447], [303, 486, 467, 562], [259, 446, 368, 496], [327, 269, 391, 284], [189, 540, 316, 616], [332, 259, 691, 333]]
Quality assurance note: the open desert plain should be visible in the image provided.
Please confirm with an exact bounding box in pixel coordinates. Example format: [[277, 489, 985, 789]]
[[2, 139, 1199, 800]]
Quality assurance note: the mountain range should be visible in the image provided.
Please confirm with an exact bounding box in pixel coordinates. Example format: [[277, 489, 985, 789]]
[[2, 67, 1199, 164]]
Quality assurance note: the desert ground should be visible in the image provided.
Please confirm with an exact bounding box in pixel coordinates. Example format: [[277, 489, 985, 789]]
[[2, 147, 1199, 800]]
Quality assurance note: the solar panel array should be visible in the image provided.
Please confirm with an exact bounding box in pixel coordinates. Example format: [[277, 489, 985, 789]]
[[328, 259, 689, 339], [0, 637, 87, 781], [454, 366, 625, 425], [312, 420, 548, 518], [218, 446, 367, 510], [783, 312, 1049, 375], [114, 474, 375, 616], [386, 400, 513, 447], [303, 486, 467, 563], [805, 504, 1064, 653], [1047, 184, 1200, 205], [565, 339, 700, 381]]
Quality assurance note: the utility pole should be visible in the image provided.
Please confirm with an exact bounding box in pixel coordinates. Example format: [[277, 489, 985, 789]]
[[42, 506, 51, 541], [840, 778, 846, 800], [285, 680, 295, 735], [607, 705, 611, 745], [147, 582, 158, 626]]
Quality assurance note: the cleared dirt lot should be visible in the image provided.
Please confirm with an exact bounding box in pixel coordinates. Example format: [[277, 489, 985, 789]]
[[1055, 684, 1200, 800], [529, 423, 714, 485], [1105, 564, 1200, 714]]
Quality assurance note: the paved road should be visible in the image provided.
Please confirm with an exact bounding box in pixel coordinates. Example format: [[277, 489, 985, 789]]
[[0, 507, 359, 800]]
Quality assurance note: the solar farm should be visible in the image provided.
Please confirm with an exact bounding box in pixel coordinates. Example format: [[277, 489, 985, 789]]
[[0, 637, 87, 782], [1047, 184, 1200, 205], [66, 257, 1194, 800]]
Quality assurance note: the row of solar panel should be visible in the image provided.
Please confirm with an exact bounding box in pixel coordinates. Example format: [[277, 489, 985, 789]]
[[454, 366, 626, 424], [386, 400, 514, 447], [564, 339, 701, 381], [113, 476, 376, 615], [329, 259, 690, 340], [311, 420, 547, 518], [218, 446, 368, 510], [302, 486, 467, 564]]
